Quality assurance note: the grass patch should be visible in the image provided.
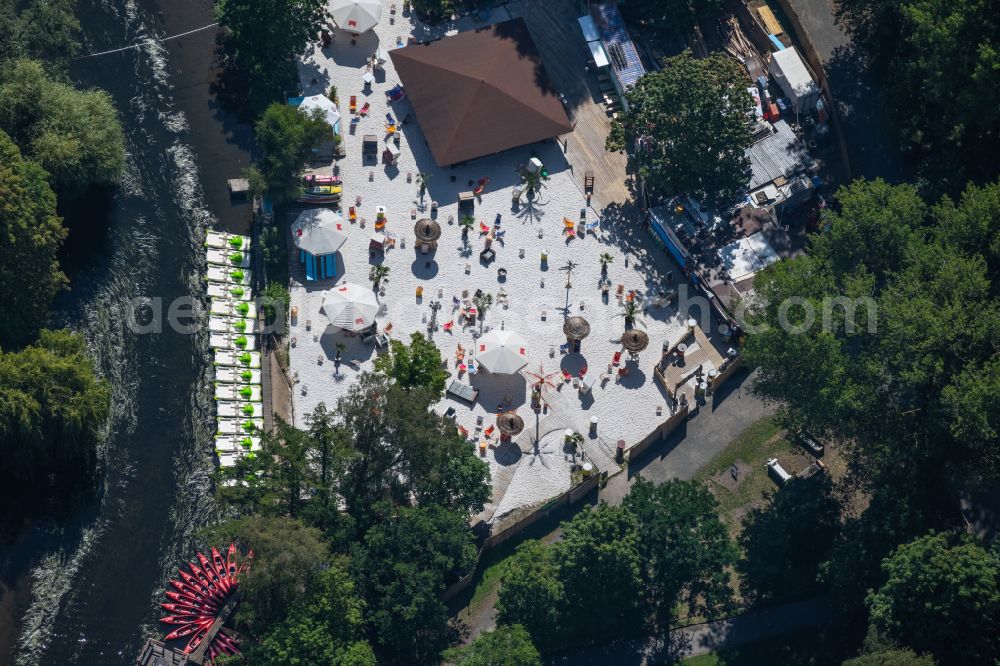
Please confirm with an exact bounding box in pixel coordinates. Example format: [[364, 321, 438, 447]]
[[694, 415, 799, 528]]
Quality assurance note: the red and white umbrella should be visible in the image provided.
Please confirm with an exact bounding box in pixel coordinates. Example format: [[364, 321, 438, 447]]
[[328, 0, 382, 34], [321, 282, 379, 332], [476, 330, 528, 374]]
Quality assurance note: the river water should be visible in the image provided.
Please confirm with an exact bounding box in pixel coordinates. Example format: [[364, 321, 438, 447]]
[[2, 0, 253, 663]]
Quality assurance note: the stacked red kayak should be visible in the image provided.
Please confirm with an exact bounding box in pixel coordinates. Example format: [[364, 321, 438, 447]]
[[160, 544, 253, 663]]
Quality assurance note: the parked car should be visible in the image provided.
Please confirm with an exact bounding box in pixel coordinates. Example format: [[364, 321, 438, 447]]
[[795, 430, 824, 457]]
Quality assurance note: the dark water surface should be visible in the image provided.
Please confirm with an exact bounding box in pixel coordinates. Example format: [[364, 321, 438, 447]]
[[1, 0, 253, 663]]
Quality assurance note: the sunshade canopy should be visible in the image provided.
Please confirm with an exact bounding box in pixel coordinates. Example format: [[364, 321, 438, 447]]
[[321, 282, 379, 331], [291, 209, 348, 256], [563, 316, 591, 340], [389, 18, 573, 165], [329, 0, 382, 33], [413, 218, 441, 242], [497, 411, 525, 436], [299, 94, 341, 133], [476, 330, 528, 374], [621, 329, 650, 353]]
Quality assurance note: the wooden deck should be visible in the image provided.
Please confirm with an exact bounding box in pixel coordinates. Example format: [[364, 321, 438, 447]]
[[505, 0, 631, 208]]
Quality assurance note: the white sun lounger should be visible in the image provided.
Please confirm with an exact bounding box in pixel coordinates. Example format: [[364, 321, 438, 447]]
[[215, 434, 262, 453], [216, 367, 262, 384], [214, 382, 263, 402], [217, 417, 264, 435], [214, 349, 262, 368], [210, 298, 257, 318], [207, 265, 252, 285], [209, 315, 256, 335], [206, 231, 250, 251], [209, 332, 257, 352], [216, 401, 263, 418], [206, 247, 251, 268], [207, 283, 252, 301]]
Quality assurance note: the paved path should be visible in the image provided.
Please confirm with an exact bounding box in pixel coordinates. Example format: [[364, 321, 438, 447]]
[[546, 597, 832, 665], [600, 368, 776, 504]]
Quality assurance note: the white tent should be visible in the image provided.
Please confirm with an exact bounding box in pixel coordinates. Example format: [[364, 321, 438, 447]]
[[769, 48, 820, 114], [321, 282, 379, 332], [476, 330, 528, 374], [291, 209, 348, 256], [329, 0, 382, 34], [299, 94, 341, 135]]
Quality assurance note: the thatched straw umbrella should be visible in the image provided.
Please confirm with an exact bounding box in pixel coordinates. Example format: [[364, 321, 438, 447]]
[[621, 329, 650, 354], [496, 411, 525, 437], [413, 218, 441, 249], [562, 316, 591, 341]]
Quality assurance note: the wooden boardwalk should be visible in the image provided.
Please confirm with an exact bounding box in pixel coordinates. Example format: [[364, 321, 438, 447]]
[[505, 0, 631, 208]]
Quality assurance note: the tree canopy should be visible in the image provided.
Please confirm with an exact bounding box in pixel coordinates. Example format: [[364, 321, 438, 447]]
[[0, 329, 109, 511], [441, 625, 542, 666], [254, 102, 333, 202], [866, 532, 1000, 665], [0, 0, 80, 68], [215, 0, 327, 117], [623, 477, 736, 623], [495, 540, 565, 652], [351, 505, 476, 665], [0, 129, 67, 348], [742, 178, 1000, 493], [622, 0, 725, 35], [837, 0, 1000, 193], [608, 51, 751, 206], [0, 59, 124, 194], [842, 649, 937, 666], [374, 332, 450, 393]]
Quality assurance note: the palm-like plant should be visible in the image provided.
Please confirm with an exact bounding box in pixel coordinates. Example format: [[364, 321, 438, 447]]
[[559, 259, 579, 288], [369, 264, 390, 289], [416, 172, 431, 198], [520, 167, 547, 195], [335, 342, 346, 360], [615, 301, 646, 328], [599, 252, 614, 274], [458, 215, 475, 236], [473, 293, 493, 329]]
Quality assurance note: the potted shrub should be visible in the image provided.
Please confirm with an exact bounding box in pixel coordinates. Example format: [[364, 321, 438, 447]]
[[234, 335, 248, 349], [238, 352, 252, 366], [240, 369, 253, 382], [241, 404, 255, 416], [236, 302, 250, 316], [231, 287, 245, 299], [239, 386, 253, 399], [229, 252, 244, 265], [459, 215, 475, 237], [234, 319, 247, 333], [369, 265, 390, 289], [599, 252, 614, 275], [228, 236, 244, 250], [230, 269, 245, 283]]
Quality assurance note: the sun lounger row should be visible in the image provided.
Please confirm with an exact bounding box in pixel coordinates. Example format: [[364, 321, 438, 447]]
[[206, 231, 250, 251], [207, 264, 253, 285], [207, 282, 252, 301], [214, 349, 262, 368], [217, 400, 263, 418], [206, 247, 251, 268], [214, 382, 262, 402]]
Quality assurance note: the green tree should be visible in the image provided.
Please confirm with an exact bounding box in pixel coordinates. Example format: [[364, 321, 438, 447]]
[[442, 624, 542, 666], [254, 102, 333, 202], [866, 532, 1000, 665], [335, 374, 489, 532], [608, 51, 751, 206], [0, 129, 66, 348], [837, 0, 1000, 193], [0, 0, 80, 68], [843, 649, 937, 666], [198, 516, 330, 634], [215, 0, 327, 117], [0, 59, 124, 194], [411, 0, 453, 22], [246, 558, 376, 666], [495, 540, 565, 651], [553, 504, 645, 640], [738, 474, 840, 604], [352, 505, 476, 665], [374, 332, 449, 392], [0, 329, 110, 510], [623, 477, 736, 623]]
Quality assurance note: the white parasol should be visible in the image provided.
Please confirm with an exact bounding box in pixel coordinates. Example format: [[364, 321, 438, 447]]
[[476, 330, 528, 374], [321, 282, 380, 332]]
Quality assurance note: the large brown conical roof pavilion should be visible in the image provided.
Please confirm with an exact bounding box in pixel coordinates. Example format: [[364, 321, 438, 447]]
[[389, 18, 573, 166]]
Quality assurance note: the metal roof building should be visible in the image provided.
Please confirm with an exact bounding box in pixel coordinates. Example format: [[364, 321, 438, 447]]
[[590, 2, 646, 101], [745, 120, 811, 190]]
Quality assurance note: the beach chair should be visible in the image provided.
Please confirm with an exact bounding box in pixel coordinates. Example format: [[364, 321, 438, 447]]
[[349, 206, 357, 222], [562, 369, 572, 382], [350, 95, 357, 114], [579, 366, 588, 378], [458, 425, 469, 438], [456, 345, 466, 362], [565, 228, 576, 239], [359, 102, 370, 116], [616, 284, 625, 300], [443, 321, 454, 332], [612, 350, 622, 366], [559, 343, 569, 354], [474, 178, 489, 195], [457, 363, 466, 375], [479, 221, 490, 234], [564, 217, 575, 231], [494, 213, 502, 227], [385, 124, 397, 136], [483, 425, 495, 439], [383, 322, 393, 336], [467, 363, 477, 375], [626, 290, 635, 303], [495, 230, 505, 240]]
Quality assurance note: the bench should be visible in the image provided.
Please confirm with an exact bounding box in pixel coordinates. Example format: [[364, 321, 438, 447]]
[[446, 379, 479, 404]]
